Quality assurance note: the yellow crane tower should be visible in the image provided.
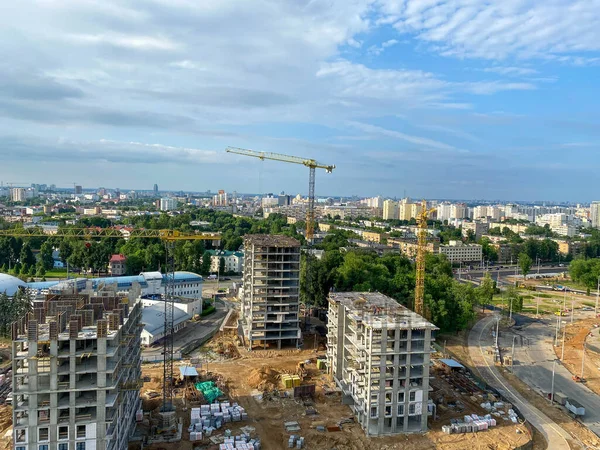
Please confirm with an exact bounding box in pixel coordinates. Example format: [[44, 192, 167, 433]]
[[0, 227, 220, 414], [225, 146, 335, 244], [415, 200, 436, 317]]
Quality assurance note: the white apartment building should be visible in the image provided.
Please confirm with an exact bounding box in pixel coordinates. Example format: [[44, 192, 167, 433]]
[[591, 202, 600, 229], [10, 188, 26, 202], [327, 292, 437, 436], [436, 203, 452, 222], [438, 240, 482, 263], [208, 250, 244, 274], [450, 204, 467, 220], [159, 197, 177, 211]]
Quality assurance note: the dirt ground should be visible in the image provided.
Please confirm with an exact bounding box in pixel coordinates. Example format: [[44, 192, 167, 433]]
[[441, 319, 600, 450], [553, 317, 600, 397], [137, 329, 533, 450]]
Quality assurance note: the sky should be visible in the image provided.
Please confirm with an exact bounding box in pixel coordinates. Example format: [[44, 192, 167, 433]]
[[1, 0, 599, 202]]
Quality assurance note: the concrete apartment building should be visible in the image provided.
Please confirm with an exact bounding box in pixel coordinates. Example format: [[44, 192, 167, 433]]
[[438, 240, 482, 263], [387, 238, 439, 258], [241, 235, 301, 350], [327, 292, 437, 436], [382, 200, 398, 220], [159, 197, 177, 211], [591, 201, 600, 229], [461, 222, 489, 241], [12, 291, 143, 450]]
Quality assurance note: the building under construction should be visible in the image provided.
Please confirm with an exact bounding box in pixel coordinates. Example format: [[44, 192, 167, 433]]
[[327, 292, 438, 436], [11, 288, 143, 450], [241, 234, 301, 350]]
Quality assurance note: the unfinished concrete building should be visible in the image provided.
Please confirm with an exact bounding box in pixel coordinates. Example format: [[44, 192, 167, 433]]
[[241, 234, 301, 350], [12, 291, 143, 450], [327, 292, 438, 436]]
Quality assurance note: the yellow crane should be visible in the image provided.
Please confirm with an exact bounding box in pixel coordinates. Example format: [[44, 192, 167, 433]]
[[0, 226, 220, 413], [0, 227, 220, 241], [415, 200, 436, 317], [225, 146, 335, 243]]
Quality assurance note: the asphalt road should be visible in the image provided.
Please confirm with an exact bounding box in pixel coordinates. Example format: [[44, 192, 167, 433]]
[[468, 315, 573, 449], [501, 314, 600, 437], [142, 300, 229, 358]]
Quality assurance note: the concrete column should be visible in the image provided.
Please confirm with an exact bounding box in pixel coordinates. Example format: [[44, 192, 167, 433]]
[[420, 330, 432, 431]]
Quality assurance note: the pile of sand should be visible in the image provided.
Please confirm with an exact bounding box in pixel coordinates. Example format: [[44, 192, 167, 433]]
[[247, 366, 280, 391]]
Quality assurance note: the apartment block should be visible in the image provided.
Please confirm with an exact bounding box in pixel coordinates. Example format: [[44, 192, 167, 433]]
[[241, 235, 301, 350], [327, 292, 437, 436], [12, 292, 143, 450], [438, 240, 482, 263], [387, 238, 439, 258], [461, 222, 489, 241], [382, 200, 398, 220]]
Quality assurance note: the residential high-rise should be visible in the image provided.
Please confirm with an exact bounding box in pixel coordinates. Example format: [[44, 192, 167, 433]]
[[382, 200, 398, 220], [327, 292, 437, 435], [12, 292, 143, 450], [160, 197, 177, 211], [75, 185, 83, 195], [591, 201, 600, 229], [10, 188, 26, 202], [241, 235, 301, 350], [153, 184, 158, 195]]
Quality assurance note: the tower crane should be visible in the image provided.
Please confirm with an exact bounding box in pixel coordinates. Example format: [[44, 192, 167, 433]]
[[0, 227, 220, 414], [225, 146, 335, 244], [415, 200, 436, 317]]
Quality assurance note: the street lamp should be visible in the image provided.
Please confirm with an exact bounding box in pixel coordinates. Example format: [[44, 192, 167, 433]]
[[550, 359, 558, 404], [511, 335, 517, 372], [596, 276, 600, 317], [581, 341, 587, 381]]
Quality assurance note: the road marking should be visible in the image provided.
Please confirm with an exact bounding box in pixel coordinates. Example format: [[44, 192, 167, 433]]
[[476, 317, 572, 449]]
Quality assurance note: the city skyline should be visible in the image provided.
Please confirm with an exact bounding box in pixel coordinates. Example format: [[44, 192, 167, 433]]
[[1, 1, 599, 200]]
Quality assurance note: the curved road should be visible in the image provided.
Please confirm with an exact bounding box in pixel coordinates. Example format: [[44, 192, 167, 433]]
[[468, 315, 572, 449]]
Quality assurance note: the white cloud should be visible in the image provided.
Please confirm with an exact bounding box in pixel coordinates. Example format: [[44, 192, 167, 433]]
[[348, 121, 463, 152], [368, 38, 400, 55], [67, 33, 180, 51], [377, 0, 600, 61], [483, 66, 538, 76]]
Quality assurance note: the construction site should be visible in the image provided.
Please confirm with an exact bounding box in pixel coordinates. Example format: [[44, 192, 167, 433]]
[[0, 148, 552, 450]]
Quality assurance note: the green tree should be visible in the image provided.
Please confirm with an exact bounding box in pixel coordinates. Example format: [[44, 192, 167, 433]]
[[28, 265, 36, 277], [477, 273, 495, 312], [219, 256, 225, 275], [0, 263, 6, 273], [505, 285, 523, 314], [201, 251, 212, 276], [19, 242, 35, 268], [36, 264, 46, 278], [40, 241, 55, 270], [518, 252, 533, 278]]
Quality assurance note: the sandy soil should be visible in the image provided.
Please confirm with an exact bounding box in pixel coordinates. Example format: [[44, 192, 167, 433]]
[[137, 334, 533, 450], [553, 318, 600, 397]]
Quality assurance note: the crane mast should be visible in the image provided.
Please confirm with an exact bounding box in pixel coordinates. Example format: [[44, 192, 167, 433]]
[[415, 200, 436, 317]]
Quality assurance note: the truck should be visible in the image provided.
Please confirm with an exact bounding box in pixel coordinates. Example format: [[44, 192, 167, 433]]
[[565, 399, 585, 417]]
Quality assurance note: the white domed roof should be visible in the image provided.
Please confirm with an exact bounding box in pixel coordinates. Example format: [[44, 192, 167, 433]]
[[0, 273, 26, 296]]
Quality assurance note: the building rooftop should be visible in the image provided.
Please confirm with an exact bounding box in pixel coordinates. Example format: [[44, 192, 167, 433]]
[[329, 292, 437, 330], [142, 302, 190, 335], [109, 254, 127, 263], [244, 234, 300, 247]]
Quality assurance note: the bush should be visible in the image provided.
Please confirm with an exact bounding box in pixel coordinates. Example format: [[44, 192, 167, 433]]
[[201, 305, 216, 317]]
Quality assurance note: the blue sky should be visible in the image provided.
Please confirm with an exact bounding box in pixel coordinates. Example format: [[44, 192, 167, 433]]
[[0, 0, 599, 201]]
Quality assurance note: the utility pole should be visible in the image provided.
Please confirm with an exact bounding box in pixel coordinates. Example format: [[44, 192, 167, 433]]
[[550, 359, 557, 404], [594, 276, 600, 317], [555, 311, 561, 347], [561, 321, 566, 360], [495, 317, 500, 348], [581, 341, 587, 380], [509, 295, 514, 323], [511, 335, 517, 372]]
